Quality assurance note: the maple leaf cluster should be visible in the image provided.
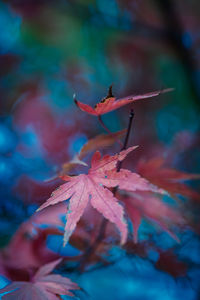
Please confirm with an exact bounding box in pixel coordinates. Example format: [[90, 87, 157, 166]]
[[36, 86, 194, 248], [37, 145, 166, 246], [1, 86, 199, 299]]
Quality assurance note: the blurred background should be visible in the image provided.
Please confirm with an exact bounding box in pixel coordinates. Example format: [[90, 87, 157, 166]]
[[0, 0, 200, 299]]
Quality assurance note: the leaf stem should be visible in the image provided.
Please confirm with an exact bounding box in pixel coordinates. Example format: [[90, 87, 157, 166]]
[[117, 108, 134, 172], [98, 115, 123, 147], [98, 115, 113, 135], [78, 108, 134, 272]]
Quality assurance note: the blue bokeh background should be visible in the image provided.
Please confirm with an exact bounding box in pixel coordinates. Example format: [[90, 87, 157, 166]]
[[0, 0, 200, 299]]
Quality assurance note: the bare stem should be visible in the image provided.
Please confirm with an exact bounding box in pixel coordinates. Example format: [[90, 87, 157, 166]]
[[117, 108, 134, 172]]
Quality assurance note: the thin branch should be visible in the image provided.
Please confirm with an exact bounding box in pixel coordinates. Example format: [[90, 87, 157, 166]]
[[117, 108, 134, 172]]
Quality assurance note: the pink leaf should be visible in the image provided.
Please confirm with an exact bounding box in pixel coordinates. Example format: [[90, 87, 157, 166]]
[[33, 258, 62, 280], [92, 169, 166, 194], [90, 146, 138, 174], [36, 146, 164, 246], [36, 179, 75, 212], [123, 192, 184, 242], [0, 259, 80, 299], [88, 179, 128, 245], [63, 175, 89, 245], [125, 203, 142, 243], [137, 157, 200, 200]]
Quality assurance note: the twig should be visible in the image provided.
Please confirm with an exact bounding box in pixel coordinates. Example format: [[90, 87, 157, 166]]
[[117, 109, 134, 172]]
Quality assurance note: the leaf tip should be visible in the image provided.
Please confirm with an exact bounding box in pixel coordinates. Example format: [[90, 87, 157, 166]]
[[160, 87, 175, 94]]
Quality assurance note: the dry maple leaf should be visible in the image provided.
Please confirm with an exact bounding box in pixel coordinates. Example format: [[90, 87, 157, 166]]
[[74, 86, 173, 116], [78, 129, 126, 160], [61, 129, 126, 174], [37, 146, 165, 246], [0, 259, 79, 299]]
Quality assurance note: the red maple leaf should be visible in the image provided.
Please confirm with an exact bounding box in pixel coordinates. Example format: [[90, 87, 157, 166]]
[[74, 86, 173, 116], [37, 146, 165, 246], [122, 191, 184, 243], [137, 157, 200, 200], [0, 259, 79, 299]]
